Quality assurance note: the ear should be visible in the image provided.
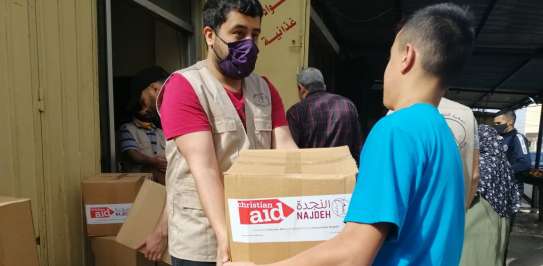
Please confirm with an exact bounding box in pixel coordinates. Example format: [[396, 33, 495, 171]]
[[400, 43, 416, 75], [203, 26, 215, 47]]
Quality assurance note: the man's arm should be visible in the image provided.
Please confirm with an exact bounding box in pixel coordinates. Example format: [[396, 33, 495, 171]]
[[511, 135, 532, 173], [139, 206, 168, 261], [227, 222, 388, 266], [175, 131, 230, 265], [466, 149, 480, 208], [272, 126, 298, 149]]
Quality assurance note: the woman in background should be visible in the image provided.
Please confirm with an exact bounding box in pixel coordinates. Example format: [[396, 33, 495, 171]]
[[461, 124, 520, 266]]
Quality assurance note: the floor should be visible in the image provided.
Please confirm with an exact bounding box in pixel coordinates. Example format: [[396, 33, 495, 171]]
[[507, 211, 543, 266]]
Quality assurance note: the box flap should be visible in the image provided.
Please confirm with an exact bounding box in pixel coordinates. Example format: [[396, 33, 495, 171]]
[[83, 173, 151, 184], [116, 179, 166, 249], [0, 196, 30, 207], [226, 146, 357, 177], [116, 179, 172, 265]]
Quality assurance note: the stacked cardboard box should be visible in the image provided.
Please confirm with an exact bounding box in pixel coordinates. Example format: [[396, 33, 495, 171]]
[[225, 147, 357, 264], [116, 179, 171, 265], [83, 173, 170, 266], [0, 196, 40, 266]]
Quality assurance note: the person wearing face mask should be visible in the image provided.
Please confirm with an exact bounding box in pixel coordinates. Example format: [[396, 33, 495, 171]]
[[156, 1, 298, 265], [119, 66, 168, 181], [493, 111, 532, 176]]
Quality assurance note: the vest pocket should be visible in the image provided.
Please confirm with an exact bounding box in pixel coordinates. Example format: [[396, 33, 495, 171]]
[[254, 118, 272, 132], [179, 191, 204, 210], [253, 118, 272, 148], [213, 119, 238, 134]]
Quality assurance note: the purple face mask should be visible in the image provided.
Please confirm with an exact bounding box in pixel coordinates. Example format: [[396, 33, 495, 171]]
[[214, 33, 259, 80]]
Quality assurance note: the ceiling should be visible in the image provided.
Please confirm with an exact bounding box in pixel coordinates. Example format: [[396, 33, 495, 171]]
[[312, 0, 543, 110]]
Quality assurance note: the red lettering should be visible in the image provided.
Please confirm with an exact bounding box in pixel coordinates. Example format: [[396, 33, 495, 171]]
[[238, 199, 294, 225], [90, 207, 114, 219]]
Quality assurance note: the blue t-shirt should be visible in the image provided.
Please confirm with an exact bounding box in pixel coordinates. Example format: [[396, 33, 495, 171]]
[[345, 103, 465, 266]]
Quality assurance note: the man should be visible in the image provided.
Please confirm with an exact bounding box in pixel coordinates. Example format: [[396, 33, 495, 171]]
[[157, 0, 297, 265], [119, 66, 170, 262], [228, 3, 474, 266], [287, 68, 362, 162], [494, 111, 531, 175], [119, 66, 168, 182], [119, 66, 168, 261], [438, 98, 480, 208]]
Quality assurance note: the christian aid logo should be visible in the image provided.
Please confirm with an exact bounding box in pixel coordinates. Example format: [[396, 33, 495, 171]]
[[238, 199, 294, 224], [90, 207, 114, 219]]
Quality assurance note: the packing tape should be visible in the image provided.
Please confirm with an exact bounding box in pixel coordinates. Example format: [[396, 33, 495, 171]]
[[285, 152, 302, 174]]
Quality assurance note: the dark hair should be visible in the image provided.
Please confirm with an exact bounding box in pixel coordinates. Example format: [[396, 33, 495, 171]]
[[203, 0, 263, 30], [398, 3, 475, 82], [501, 110, 517, 124], [127, 66, 169, 115]]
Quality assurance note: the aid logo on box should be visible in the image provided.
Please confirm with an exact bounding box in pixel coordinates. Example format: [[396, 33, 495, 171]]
[[228, 194, 351, 243], [238, 199, 294, 225], [85, 203, 132, 225]]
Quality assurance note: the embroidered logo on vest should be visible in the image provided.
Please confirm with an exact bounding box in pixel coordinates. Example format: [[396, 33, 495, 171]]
[[253, 93, 270, 107]]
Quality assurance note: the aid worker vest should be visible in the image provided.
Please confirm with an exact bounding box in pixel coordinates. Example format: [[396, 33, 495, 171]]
[[157, 60, 273, 261]]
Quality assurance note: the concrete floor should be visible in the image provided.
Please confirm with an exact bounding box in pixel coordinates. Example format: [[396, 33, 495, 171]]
[[507, 211, 543, 266]]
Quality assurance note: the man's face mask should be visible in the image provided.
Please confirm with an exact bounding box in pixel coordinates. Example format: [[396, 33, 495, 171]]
[[493, 124, 508, 135], [213, 31, 259, 80]]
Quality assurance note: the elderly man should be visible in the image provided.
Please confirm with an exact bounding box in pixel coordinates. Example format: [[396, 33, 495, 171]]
[[286, 67, 361, 161]]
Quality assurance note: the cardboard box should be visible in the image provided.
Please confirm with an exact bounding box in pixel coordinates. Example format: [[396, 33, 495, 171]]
[[0, 196, 40, 266], [91, 236, 155, 266], [82, 173, 150, 236], [116, 179, 171, 265], [225, 146, 357, 264]]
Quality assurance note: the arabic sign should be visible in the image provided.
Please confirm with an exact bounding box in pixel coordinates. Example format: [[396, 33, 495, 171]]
[[261, 18, 297, 46], [263, 0, 286, 16], [260, 0, 297, 46], [255, 0, 309, 109], [228, 194, 351, 243]]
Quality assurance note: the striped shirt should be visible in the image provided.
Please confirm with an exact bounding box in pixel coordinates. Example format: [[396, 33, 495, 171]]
[[119, 120, 164, 155]]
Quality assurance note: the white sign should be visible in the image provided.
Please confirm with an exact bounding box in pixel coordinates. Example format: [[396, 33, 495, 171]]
[[85, 203, 132, 225], [228, 194, 351, 243]]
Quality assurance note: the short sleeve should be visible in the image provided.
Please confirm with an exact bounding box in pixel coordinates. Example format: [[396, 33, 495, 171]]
[[262, 77, 288, 129], [344, 119, 419, 241], [118, 124, 139, 152], [159, 73, 211, 140]]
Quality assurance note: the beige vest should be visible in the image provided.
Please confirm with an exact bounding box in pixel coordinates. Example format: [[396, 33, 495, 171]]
[[122, 121, 166, 172], [157, 61, 272, 261], [438, 98, 479, 207]]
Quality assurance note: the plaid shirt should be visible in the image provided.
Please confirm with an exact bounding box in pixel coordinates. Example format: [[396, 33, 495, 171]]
[[287, 91, 362, 162]]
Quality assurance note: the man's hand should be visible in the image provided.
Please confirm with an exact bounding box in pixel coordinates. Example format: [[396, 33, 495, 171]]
[[138, 229, 167, 261], [216, 238, 231, 266], [151, 155, 167, 172]]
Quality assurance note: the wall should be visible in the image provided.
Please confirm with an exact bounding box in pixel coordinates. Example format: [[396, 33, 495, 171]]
[[255, 0, 311, 109], [0, 0, 100, 265]]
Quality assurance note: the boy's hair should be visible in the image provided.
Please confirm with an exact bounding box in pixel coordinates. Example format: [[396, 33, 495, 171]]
[[398, 3, 475, 82]]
